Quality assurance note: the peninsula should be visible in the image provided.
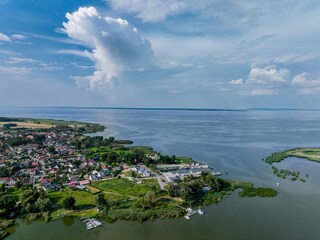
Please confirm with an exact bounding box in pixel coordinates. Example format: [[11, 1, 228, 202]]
[[265, 148, 320, 164], [264, 148, 319, 182], [0, 116, 277, 238]]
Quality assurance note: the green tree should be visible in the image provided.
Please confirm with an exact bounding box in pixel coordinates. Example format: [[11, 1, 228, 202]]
[[15, 181, 22, 189], [0, 194, 17, 212], [48, 146, 56, 154], [0, 167, 9, 177], [96, 193, 107, 207], [25, 202, 34, 213], [35, 198, 52, 212], [63, 197, 76, 210], [1, 183, 5, 192]]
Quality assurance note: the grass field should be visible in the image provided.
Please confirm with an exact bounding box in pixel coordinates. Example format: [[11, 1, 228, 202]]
[[50, 208, 99, 221], [47, 188, 96, 209], [0, 116, 105, 133], [91, 178, 161, 198], [85, 185, 101, 194], [265, 148, 320, 164], [0, 122, 54, 129]]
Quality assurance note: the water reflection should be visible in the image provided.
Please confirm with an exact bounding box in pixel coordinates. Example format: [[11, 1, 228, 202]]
[[62, 217, 75, 227]]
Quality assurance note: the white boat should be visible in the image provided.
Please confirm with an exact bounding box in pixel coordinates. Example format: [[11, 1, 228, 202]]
[[198, 209, 205, 215]]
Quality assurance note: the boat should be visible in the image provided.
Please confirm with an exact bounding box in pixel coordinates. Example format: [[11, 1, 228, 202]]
[[184, 215, 190, 220], [198, 208, 205, 215]]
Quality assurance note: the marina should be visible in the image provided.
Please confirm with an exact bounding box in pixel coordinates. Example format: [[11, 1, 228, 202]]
[[83, 218, 103, 230], [184, 208, 205, 220]]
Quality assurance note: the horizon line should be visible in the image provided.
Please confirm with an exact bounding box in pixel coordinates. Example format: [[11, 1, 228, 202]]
[[1, 106, 320, 111]]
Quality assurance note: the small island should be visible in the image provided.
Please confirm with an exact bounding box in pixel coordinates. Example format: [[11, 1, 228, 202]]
[[265, 148, 320, 164], [264, 148, 319, 182], [0, 116, 277, 238]]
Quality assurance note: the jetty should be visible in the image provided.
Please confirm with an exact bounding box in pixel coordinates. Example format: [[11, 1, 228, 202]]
[[83, 218, 102, 230], [184, 207, 205, 220]]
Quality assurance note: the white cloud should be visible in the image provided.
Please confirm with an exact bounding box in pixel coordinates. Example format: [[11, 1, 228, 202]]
[[228, 66, 290, 96], [54, 49, 90, 58], [6, 57, 37, 64], [299, 88, 320, 95], [0, 66, 31, 75], [251, 89, 278, 96], [62, 6, 153, 90], [292, 72, 320, 95], [228, 78, 244, 85], [0, 32, 11, 42], [11, 34, 27, 40], [107, 0, 185, 22], [0, 50, 21, 56], [274, 54, 314, 64], [5, 57, 63, 72], [38, 63, 64, 71], [246, 66, 289, 85], [292, 72, 320, 86]]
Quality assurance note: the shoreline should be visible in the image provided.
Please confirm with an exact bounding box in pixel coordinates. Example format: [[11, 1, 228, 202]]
[[0, 116, 277, 237]]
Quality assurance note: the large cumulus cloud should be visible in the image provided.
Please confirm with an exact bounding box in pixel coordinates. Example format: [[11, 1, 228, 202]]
[[62, 6, 153, 90]]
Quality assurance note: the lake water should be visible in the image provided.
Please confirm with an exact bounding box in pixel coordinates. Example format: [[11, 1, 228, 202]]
[[2, 107, 320, 240]]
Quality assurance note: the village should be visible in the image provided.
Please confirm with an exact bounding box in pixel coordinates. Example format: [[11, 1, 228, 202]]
[[0, 122, 221, 195]]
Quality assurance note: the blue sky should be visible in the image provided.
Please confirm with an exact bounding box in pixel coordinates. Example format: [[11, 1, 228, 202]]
[[1, 0, 320, 108]]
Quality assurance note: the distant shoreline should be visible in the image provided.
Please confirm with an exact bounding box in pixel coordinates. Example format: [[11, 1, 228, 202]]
[[2, 106, 320, 112]]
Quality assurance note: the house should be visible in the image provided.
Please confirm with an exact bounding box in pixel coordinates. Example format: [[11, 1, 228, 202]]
[[97, 171, 106, 178], [23, 178, 32, 185], [69, 182, 77, 188], [7, 178, 16, 186], [102, 165, 109, 170], [0, 160, 5, 167], [68, 175, 80, 182], [79, 180, 90, 185], [132, 166, 139, 172], [43, 183, 55, 191], [31, 161, 39, 167], [138, 167, 151, 177], [89, 174, 98, 181], [202, 186, 212, 192], [163, 172, 179, 182], [88, 159, 96, 166], [140, 169, 151, 177], [0, 177, 9, 184], [41, 178, 51, 185], [76, 185, 86, 190], [27, 135, 34, 140]]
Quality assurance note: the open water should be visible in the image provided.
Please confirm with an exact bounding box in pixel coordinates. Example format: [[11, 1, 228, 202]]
[[1, 107, 320, 240]]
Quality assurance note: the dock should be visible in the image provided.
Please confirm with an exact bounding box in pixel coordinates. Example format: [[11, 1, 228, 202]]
[[83, 218, 102, 230], [184, 208, 205, 220]]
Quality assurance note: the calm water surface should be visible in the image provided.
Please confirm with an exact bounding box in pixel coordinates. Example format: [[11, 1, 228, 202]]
[[2, 107, 320, 240]]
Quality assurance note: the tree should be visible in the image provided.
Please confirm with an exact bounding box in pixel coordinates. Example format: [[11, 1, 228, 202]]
[[1, 183, 5, 192], [35, 198, 52, 212], [0, 167, 9, 177], [48, 146, 56, 154], [63, 197, 76, 210], [0, 194, 17, 212], [108, 136, 115, 143], [25, 202, 34, 213], [134, 192, 156, 210], [96, 193, 107, 207], [15, 181, 22, 189]]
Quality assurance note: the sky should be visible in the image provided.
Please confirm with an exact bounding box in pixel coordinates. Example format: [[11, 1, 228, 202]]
[[0, 0, 320, 108]]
